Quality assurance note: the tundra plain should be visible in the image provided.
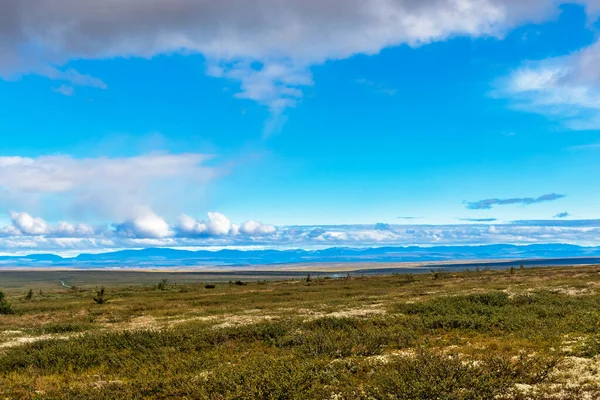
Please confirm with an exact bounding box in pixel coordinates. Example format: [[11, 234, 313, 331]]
[[2, 265, 600, 399]]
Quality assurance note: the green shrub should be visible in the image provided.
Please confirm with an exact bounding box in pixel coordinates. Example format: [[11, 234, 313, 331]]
[[362, 350, 557, 400], [156, 279, 168, 291], [93, 287, 108, 304], [0, 290, 14, 314], [41, 323, 92, 334]]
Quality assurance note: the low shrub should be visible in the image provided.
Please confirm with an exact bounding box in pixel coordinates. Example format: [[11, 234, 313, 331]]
[[93, 287, 108, 304], [0, 290, 14, 315]]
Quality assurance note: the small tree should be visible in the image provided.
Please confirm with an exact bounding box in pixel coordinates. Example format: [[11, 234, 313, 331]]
[[0, 290, 15, 315], [156, 279, 168, 291], [509, 266, 516, 275], [24, 289, 34, 300], [520, 263, 525, 270], [306, 273, 312, 283], [93, 287, 107, 304]]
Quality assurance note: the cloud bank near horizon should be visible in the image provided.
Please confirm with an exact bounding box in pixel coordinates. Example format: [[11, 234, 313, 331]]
[[1, 210, 600, 255]]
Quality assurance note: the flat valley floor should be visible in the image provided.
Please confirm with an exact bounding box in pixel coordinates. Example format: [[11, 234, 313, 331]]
[[2, 266, 600, 398]]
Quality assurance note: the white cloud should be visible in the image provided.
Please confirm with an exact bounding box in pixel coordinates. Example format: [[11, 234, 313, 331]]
[[1, 0, 588, 116], [176, 212, 233, 237], [114, 207, 173, 239], [54, 221, 96, 237], [501, 38, 600, 129], [8, 211, 47, 235], [3, 211, 96, 237], [175, 213, 276, 237], [239, 220, 276, 236], [0, 153, 220, 219], [2, 213, 600, 254]]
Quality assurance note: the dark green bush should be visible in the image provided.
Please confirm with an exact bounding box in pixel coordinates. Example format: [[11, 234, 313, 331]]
[[156, 279, 168, 291], [0, 290, 14, 314], [93, 287, 108, 304]]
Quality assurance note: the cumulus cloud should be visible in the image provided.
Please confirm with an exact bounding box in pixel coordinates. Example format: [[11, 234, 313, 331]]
[[1, 0, 589, 116], [175, 213, 276, 237], [501, 37, 600, 129], [0, 153, 220, 219], [4, 214, 600, 254], [114, 208, 173, 239], [176, 212, 233, 237], [1, 211, 96, 237], [239, 220, 276, 236], [8, 211, 48, 235], [466, 193, 565, 209]]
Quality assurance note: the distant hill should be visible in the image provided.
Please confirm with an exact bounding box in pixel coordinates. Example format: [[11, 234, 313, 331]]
[[1, 244, 600, 268]]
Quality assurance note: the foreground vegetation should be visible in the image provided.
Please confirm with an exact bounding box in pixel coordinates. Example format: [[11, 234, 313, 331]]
[[2, 266, 600, 398]]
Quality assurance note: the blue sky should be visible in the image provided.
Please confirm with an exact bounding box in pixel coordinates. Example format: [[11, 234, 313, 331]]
[[1, 1, 600, 254]]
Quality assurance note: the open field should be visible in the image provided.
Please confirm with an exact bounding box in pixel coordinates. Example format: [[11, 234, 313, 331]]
[[3, 265, 600, 398]]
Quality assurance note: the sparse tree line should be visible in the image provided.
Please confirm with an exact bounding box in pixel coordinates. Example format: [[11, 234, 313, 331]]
[[0, 277, 261, 314]]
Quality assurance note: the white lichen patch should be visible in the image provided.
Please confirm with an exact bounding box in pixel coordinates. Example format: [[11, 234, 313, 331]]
[[299, 304, 386, 321], [505, 356, 600, 399], [0, 334, 71, 349], [550, 286, 592, 296]]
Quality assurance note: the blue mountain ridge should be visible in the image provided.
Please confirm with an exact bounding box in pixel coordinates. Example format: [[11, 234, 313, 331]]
[[1, 244, 599, 268]]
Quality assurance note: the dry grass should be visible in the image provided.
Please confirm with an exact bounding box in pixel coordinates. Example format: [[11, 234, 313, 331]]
[[2, 265, 600, 398]]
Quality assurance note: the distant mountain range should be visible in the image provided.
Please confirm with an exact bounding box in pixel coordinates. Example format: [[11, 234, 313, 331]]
[[1, 244, 600, 269]]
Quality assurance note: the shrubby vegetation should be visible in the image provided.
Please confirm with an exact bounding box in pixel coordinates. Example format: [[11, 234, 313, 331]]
[[1, 266, 600, 398], [0, 290, 14, 315], [93, 286, 108, 304]]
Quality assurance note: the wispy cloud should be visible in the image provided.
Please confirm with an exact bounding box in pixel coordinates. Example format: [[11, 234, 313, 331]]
[[52, 84, 74, 96], [0, 153, 223, 220], [460, 218, 498, 222], [499, 39, 600, 130], [40, 67, 107, 90], [356, 78, 398, 96], [466, 193, 566, 210], [567, 143, 600, 151], [554, 212, 570, 218], [511, 219, 600, 227]]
